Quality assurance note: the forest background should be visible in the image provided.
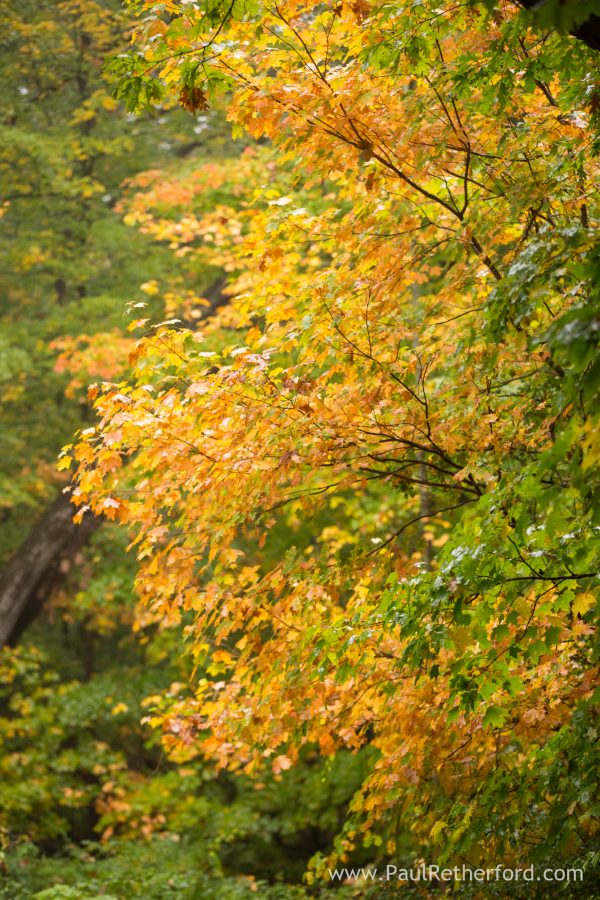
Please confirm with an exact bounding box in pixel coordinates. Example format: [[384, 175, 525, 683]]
[[0, 0, 598, 897]]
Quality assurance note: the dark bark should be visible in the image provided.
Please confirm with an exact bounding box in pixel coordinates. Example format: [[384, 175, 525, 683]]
[[516, 0, 600, 51], [0, 492, 98, 647], [179, 275, 229, 328]]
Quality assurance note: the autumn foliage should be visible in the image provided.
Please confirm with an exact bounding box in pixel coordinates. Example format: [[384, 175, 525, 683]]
[[59, 0, 600, 881]]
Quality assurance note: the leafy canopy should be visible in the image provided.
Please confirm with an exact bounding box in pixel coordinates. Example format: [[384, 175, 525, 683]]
[[64, 0, 600, 876]]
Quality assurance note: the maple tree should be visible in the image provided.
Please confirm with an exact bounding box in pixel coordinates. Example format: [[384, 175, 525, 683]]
[[0, 0, 596, 895], [1, 3, 365, 895], [60, 0, 600, 883]]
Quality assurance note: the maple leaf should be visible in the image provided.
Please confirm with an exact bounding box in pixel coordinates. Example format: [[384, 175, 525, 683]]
[[179, 86, 209, 114]]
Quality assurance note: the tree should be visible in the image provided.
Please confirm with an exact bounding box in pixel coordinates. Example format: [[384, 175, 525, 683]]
[[1, 3, 374, 896], [0, 492, 97, 646], [0, 0, 231, 638], [66, 0, 599, 880]]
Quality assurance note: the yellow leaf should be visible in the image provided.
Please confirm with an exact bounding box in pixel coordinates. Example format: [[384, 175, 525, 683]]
[[430, 820, 448, 843], [573, 593, 595, 617]]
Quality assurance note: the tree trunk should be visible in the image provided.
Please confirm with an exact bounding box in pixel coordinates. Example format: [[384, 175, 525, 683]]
[[0, 492, 98, 647]]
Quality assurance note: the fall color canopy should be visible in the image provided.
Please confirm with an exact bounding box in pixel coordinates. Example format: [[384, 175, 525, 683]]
[[60, 0, 600, 876]]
